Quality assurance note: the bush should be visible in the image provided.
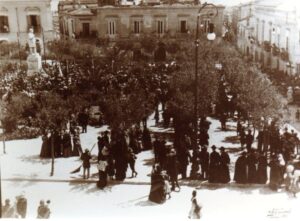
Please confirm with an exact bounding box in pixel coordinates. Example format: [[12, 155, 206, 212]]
[[0, 126, 40, 141], [1, 117, 17, 133]]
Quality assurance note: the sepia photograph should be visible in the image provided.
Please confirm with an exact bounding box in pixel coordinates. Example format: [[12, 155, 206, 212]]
[[1, 0, 300, 220]]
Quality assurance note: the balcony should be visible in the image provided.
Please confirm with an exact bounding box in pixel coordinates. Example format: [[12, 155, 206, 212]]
[[280, 48, 289, 61], [272, 44, 280, 56], [263, 41, 271, 52]]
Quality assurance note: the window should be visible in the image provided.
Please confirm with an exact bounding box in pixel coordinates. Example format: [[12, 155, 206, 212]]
[[286, 29, 290, 51], [107, 20, 116, 35], [269, 23, 272, 42], [82, 23, 90, 37], [180, 20, 187, 33], [277, 26, 281, 46], [157, 20, 164, 34], [256, 19, 259, 40], [0, 16, 9, 33], [261, 21, 265, 42], [297, 64, 300, 75], [133, 21, 141, 34], [27, 15, 41, 33]]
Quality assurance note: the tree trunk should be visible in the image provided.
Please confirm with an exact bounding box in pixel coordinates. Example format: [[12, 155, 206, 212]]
[[50, 134, 55, 176], [2, 137, 6, 154]]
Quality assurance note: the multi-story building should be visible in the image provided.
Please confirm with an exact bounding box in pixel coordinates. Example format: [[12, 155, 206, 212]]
[[58, 1, 224, 40], [236, 0, 300, 75], [0, 0, 56, 47]]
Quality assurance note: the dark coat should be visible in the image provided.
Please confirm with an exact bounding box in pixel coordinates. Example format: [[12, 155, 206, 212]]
[[219, 152, 231, 183], [234, 155, 247, 184], [142, 128, 152, 150], [256, 155, 268, 184], [269, 159, 281, 190], [166, 153, 178, 180], [199, 150, 209, 169], [153, 139, 160, 161], [81, 152, 91, 168], [148, 172, 166, 204], [208, 151, 221, 183], [40, 135, 51, 158], [199, 131, 209, 147], [246, 134, 254, 149], [62, 133, 72, 157], [240, 130, 246, 146], [247, 153, 257, 183], [78, 112, 89, 125]]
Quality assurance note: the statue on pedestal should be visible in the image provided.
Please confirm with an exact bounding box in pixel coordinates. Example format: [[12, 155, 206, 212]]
[[28, 28, 36, 54], [27, 27, 42, 75]]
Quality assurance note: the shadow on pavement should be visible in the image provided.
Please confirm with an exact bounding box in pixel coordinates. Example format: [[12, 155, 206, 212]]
[[19, 155, 51, 165]]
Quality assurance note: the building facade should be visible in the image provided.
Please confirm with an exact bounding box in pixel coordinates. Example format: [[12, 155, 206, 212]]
[[0, 0, 56, 47], [236, 0, 300, 75], [59, 2, 224, 40]]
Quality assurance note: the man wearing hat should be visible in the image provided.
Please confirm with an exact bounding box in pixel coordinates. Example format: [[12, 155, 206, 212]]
[[208, 145, 221, 183], [81, 149, 92, 179]]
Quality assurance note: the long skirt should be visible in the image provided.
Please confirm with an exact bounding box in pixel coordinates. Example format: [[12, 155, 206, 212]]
[[149, 174, 166, 204], [97, 171, 108, 189]]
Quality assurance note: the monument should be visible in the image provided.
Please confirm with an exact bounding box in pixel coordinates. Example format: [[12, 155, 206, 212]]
[[27, 28, 42, 75]]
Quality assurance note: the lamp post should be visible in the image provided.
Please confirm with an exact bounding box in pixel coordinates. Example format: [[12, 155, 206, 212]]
[[194, 2, 218, 149]]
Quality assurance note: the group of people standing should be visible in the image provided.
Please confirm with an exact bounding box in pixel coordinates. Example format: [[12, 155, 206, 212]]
[[40, 127, 82, 158], [1, 194, 27, 218], [79, 128, 140, 189], [39, 109, 91, 159], [1, 194, 50, 219]]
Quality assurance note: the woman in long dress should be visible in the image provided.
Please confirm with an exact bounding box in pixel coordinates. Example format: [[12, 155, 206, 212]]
[[40, 133, 51, 158], [148, 164, 166, 204], [72, 131, 82, 156], [188, 190, 202, 219]]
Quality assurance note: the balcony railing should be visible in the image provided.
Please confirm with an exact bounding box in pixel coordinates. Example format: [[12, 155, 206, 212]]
[[263, 41, 271, 52], [272, 44, 280, 56], [280, 48, 289, 61]]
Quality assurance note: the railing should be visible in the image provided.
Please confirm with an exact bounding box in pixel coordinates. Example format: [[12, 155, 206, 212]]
[[272, 44, 280, 56], [263, 40, 271, 52], [280, 48, 289, 61]]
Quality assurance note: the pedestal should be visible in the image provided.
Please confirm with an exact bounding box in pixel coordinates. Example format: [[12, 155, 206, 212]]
[[27, 53, 42, 76]]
